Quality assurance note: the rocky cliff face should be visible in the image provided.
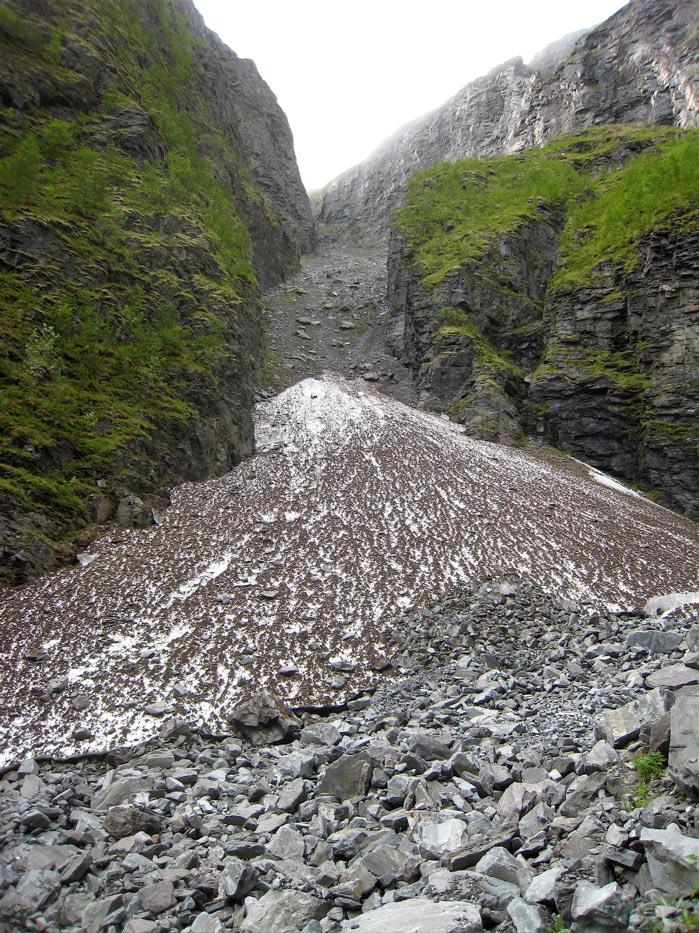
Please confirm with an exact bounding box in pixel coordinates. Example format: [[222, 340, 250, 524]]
[[387, 127, 699, 517], [316, 0, 698, 237], [0, 0, 314, 583]]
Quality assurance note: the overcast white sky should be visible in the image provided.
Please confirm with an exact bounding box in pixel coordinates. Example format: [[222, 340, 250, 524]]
[[194, 0, 626, 192]]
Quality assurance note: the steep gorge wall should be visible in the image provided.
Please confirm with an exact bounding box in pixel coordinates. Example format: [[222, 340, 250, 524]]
[[386, 128, 699, 517], [0, 0, 314, 583], [317, 0, 698, 237]]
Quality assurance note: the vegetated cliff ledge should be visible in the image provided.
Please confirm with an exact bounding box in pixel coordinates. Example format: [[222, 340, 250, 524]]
[[0, 0, 314, 585], [315, 0, 698, 238], [387, 125, 699, 518]]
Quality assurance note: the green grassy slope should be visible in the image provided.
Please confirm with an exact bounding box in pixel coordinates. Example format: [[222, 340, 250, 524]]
[[395, 125, 699, 289]]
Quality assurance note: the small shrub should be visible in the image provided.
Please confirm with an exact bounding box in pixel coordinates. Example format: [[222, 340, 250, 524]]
[[631, 780, 653, 809], [633, 750, 666, 783]]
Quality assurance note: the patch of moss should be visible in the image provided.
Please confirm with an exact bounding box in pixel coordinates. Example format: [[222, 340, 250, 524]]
[[645, 420, 699, 442], [578, 348, 651, 394], [435, 307, 525, 379]]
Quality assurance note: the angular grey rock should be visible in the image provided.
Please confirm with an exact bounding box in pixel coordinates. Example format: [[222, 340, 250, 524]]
[[599, 688, 669, 748], [640, 824, 699, 896], [227, 689, 301, 745], [300, 722, 341, 746], [316, 751, 372, 800], [570, 881, 631, 932], [418, 815, 468, 858], [139, 880, 175, 915], [277, 776, 309, 812], [267, 825, 305, 860], [190, 915, 225, 933], [91, 776, 151, 810], [579, 740, 619, 774], [219, 857, 257, 902], [335, 863, 377, 899], [102, 804, 161, 839], [18, 757, 39, 775], [123, 920, 158, 933], [82, 894, 124, 933], [668, 685, 699, 798], [475, 846, 532, 893], [20, 808, 51, 830], [524, 864, 567, 905], [624, 630, 683, 653], [60, 852, 93, 883], [240, 890, 328, 933], [340, 897, 482, 932], [409, 732, 453, 761], [15, 868, 60, 910], [190, 914, 225, 933], [358, 844, 419, 887], [647, 664, 699, 689], [20, 774, 44, 799], [447, 830, 516, 870], [507, 896, 545, 933]]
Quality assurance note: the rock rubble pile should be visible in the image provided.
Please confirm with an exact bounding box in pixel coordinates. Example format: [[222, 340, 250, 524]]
[[1, 580, 698, 932]]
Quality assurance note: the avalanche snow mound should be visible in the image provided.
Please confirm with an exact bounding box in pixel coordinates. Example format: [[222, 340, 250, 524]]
[[0, 375, 697, 765]]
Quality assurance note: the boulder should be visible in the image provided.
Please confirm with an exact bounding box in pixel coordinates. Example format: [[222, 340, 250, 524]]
[[138, 881, 175, 915], [240, 890, 328, 933], [277, 776, 310, 812], [446, 830, 517, 870], [219, 857, 257, 902], [668, 685, 699, 798], [578, 740, 619, 774], [190, 915, 225, 933], [524, 865, 567, 905], [598, 688, 669, 748], [91, 777, 152, 810], [339, 897, 482, 932], [227, 690, 301, 745], [267, 825, 305, 860], [14, 869, 60, 911], [417, 816, 469, 858], [507, 896, 546, 933], [640, 824, 699, 896], [409, 732, 453, 761], [102, 805, 160, 839], [316, 751, 372, 800], [647, 665, 699, 689], [570, 881, 631, 932], [624, 630, 683, 653], [358, 844, 420, 887], [475, 846, 532, 893]]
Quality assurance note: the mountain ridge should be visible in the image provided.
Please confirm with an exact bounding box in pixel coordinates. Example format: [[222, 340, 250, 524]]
[[316, 0, 698, 237]]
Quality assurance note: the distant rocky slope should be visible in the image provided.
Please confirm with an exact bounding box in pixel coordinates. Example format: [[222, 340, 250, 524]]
[[0, 0, 314, 583], [387, 125, 699, 517], [316, 0, 698, 237]]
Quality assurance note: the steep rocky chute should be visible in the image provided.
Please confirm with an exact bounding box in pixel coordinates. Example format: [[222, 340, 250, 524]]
[[0, 0, 314, 583], [316, 0, 698, 236], [0, 376, 697, 767], [314, 0, 698, 514]]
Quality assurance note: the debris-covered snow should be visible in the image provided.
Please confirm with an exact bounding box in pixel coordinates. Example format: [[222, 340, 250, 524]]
[[0, 375, 697, 766]]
